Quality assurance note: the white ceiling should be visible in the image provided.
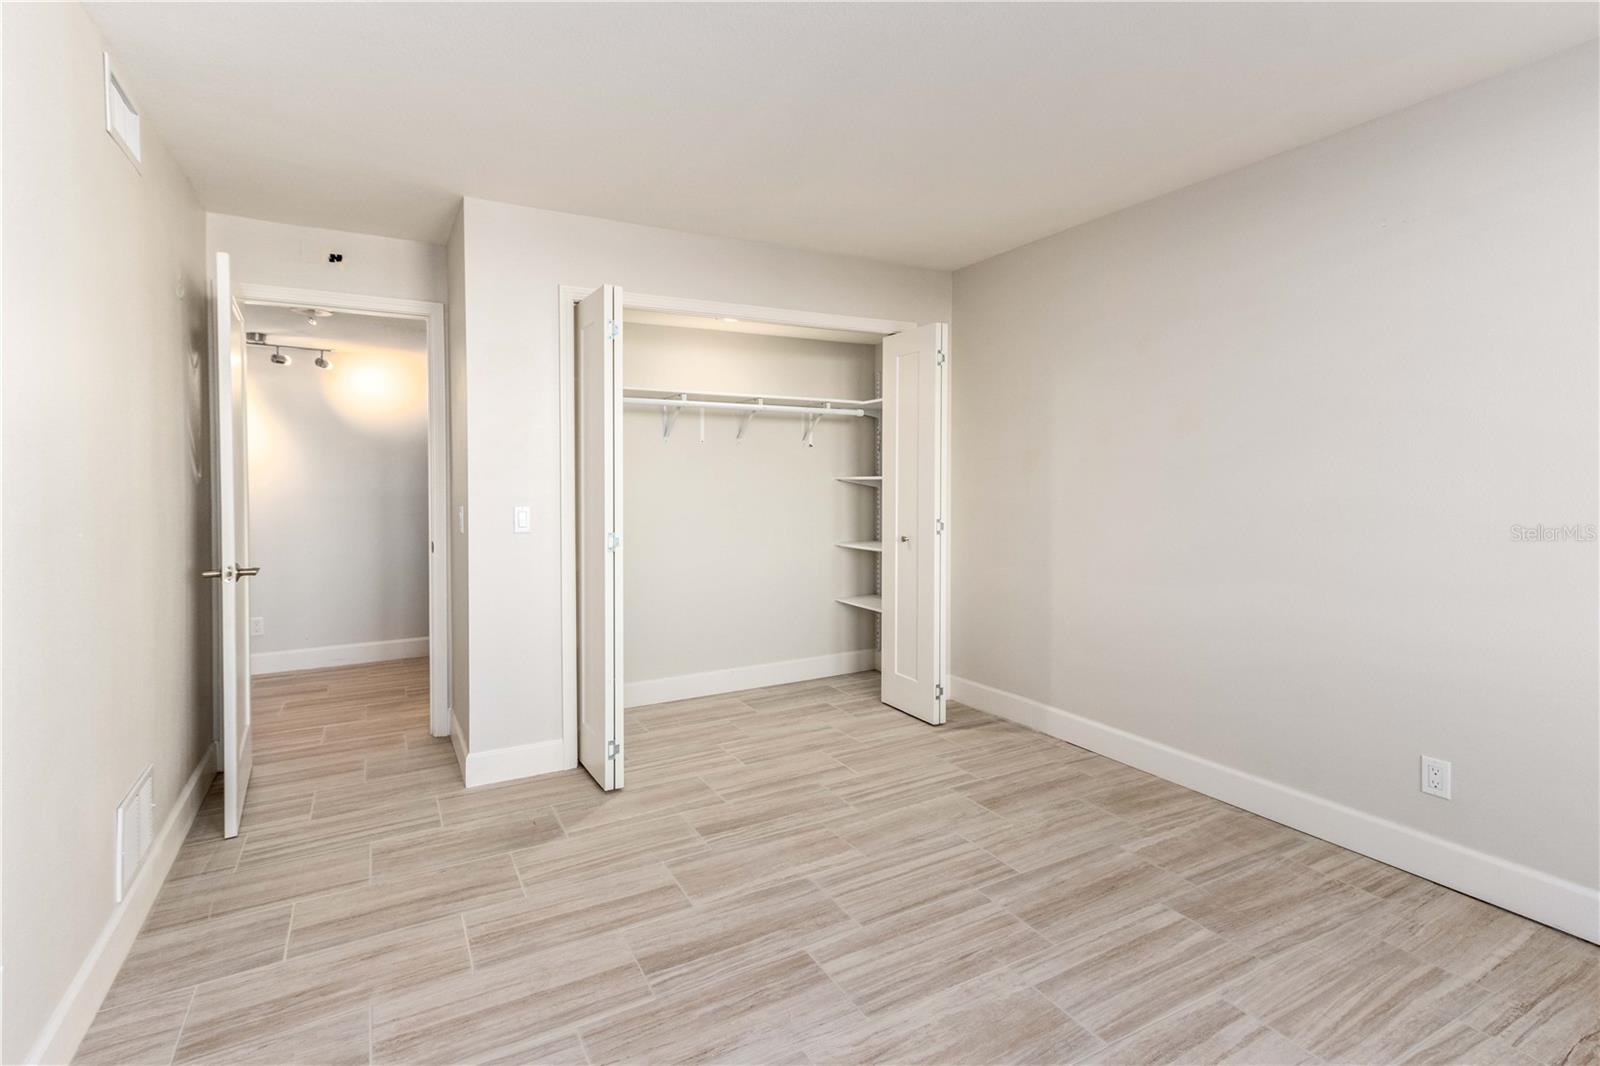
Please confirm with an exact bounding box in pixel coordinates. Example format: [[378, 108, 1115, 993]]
[[88, 3, 1596, 270]]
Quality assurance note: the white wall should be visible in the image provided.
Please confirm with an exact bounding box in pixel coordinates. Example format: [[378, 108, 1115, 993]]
[[624, 323, 879, 694], [207, 212, 447, 304], [952, 44, 1599, 936], [455, 200, 949, 759], [244, 321, 429, 669], [2, 4, 211, 1059]]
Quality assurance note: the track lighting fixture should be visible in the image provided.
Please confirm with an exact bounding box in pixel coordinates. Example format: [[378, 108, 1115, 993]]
[[269, 346, 292, 366], [314, 352, 333, 370]]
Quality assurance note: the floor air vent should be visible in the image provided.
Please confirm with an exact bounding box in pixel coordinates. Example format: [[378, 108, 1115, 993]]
[[115, 766, 155, 902]]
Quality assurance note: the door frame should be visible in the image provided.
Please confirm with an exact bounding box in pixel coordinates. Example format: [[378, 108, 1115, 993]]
[[556, 284, 932, 767], [234, 283, 452, 739]]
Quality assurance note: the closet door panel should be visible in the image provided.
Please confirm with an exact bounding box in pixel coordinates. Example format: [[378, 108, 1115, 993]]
[[881, 322, 947, 725], [577, 284, 625, 789]]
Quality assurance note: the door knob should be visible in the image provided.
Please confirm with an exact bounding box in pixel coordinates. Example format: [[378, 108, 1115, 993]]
[[899, 535, 910, 543], [236, 565, 261, 577], [201, 569, 223, 579]]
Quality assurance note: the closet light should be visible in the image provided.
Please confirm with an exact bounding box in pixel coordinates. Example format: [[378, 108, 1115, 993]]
[[314, 351, 333, 370], [270, 346, 292, 366]]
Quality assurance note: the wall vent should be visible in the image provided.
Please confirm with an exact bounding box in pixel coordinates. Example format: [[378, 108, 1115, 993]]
[[115, 766, 155, 902], [103, 54, 142, 168]]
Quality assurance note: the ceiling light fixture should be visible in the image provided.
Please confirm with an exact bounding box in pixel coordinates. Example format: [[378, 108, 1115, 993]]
[[292, 307, 334, 328], [719, 317, 739, 323], [269, 346, 292, 366], [314, 351, 333, 370]]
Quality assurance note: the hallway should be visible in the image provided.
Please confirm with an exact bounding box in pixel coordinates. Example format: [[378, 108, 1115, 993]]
[[75, 661, 1598, 1065]]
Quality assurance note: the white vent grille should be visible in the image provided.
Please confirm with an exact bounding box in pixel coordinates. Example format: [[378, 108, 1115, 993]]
[[115, 767, 155, 902], [104, 54, 141, 167]]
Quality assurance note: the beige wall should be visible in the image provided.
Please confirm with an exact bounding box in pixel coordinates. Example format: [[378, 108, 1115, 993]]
[[206, 212, 447, 304], [455, 199, 950, 755], [952, 45, 1598, 913], [244, 324, 429, 661], [624, 323, 879, 688], [2, 4, 210, 1059]]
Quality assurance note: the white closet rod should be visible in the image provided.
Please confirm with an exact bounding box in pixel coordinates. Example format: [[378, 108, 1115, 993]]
[[622, 397, 866, 418]]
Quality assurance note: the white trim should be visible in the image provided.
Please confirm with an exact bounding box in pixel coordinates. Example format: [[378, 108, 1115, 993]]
[[462, 737, 570, 789], [626, 650, 878, 708], [558, 284, 918, 780], [951, 675, 1600, 944], [32, 747, 216, 1065], [251, 636, 428, 675], [234, 283, 451, 738]]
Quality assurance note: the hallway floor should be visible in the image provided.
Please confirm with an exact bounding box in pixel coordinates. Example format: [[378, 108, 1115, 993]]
[[76, 659, 1598, 1065]]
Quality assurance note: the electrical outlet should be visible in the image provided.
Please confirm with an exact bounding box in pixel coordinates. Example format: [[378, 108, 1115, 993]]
[[1421, 755, 1451, 799], [250, 616, 265, 637]]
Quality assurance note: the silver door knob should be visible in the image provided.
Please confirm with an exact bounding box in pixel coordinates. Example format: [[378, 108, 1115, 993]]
[[899, 535, 910, 543], [201, 569, 223, 579], [236, 565, 261, 577]]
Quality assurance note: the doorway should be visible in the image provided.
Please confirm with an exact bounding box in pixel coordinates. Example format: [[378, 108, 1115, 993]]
[[234, 284, 451, 740]]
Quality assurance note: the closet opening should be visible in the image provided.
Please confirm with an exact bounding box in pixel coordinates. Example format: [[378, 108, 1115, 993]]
[[560, 287, 950, 792]]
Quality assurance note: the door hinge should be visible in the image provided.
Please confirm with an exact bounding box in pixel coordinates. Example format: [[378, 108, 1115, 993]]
[[935, 683, 945, 700], [607, 319, 620, 339], [935, 518, 945, 535], [936, 347, 946, 366], [606, 531, 622, 551], [607, 739, 622, 759]]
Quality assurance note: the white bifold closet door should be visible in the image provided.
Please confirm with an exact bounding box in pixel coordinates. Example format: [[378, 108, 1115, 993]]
[[211, 252, 257, 837], [881, 323, 949, 725], [577, 284, 625, 790]]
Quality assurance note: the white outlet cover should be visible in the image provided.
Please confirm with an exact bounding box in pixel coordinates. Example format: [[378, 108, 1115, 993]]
[[1421, 755, 1452, 799], [250, 616, 265, 636]]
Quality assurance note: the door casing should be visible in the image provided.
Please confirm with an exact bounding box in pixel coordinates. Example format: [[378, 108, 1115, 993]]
[[227, 283, 453, 741]]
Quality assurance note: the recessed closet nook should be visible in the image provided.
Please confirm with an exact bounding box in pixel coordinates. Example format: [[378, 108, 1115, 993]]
[[571, 286, 949, 790]]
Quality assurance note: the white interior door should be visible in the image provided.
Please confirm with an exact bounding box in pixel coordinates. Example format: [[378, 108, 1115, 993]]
[[211, 252, 256, 837], [577, 285, 625, 790], [881, 323, 948, 724]]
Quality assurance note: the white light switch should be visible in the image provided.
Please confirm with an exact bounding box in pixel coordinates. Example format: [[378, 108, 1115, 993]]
[[513, 506, 532, 533]]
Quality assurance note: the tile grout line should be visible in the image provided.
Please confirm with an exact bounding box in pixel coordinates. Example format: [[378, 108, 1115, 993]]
[[162, 986, 199, 1066]]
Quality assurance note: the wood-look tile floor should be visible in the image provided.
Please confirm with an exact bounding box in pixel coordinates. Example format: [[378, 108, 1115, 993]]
[[78, 659, 1599, 1065]]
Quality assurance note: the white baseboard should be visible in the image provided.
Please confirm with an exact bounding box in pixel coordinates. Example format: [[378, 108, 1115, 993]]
[[463, 736, 570, 789], [951, 675, 1600, 944], [626, 649, 878, 708], [30, 746, 217, 1065], [251, 636, 428, 676]]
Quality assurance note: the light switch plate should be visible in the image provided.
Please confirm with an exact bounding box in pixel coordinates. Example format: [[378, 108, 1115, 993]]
[[513, 506, 532, 533]]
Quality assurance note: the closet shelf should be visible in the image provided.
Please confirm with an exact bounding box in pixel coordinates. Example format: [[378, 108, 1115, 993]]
[[625, 387, 881, 416], [836, 594, 883, 614], [836, 541, 883, 553], [836, 475, 882, 487]]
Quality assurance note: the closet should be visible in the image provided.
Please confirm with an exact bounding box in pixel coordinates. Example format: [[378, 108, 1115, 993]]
[[573, 285, 948, 791]]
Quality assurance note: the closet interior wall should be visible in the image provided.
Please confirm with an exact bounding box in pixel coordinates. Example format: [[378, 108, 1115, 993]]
[[623, 321, 881, 701]]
